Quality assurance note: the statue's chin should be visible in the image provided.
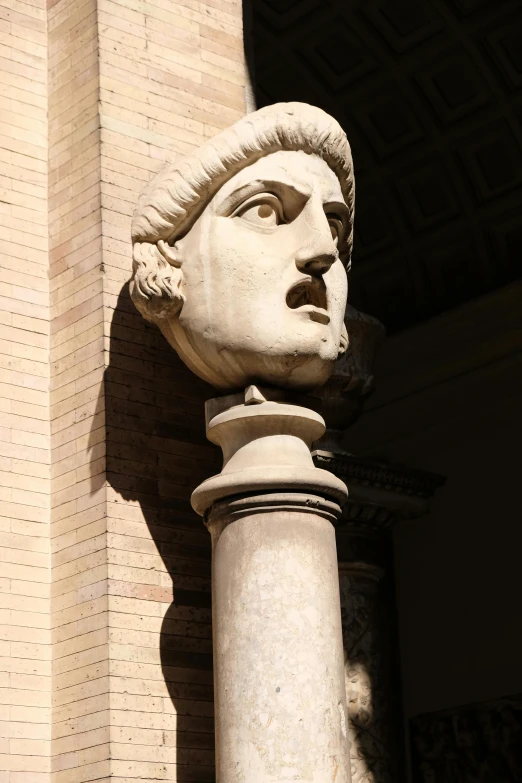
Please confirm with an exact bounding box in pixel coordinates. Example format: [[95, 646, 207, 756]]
[[159, 320, 338, 391], [198, 355, 335, 393]]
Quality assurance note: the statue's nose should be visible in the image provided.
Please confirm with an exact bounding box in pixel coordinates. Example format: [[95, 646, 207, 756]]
[[295, 227, 337, 275], [294, 205, 337, 276]]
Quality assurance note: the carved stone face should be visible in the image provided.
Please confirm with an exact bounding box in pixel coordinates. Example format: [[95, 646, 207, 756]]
[[157, 150, 350, 391]]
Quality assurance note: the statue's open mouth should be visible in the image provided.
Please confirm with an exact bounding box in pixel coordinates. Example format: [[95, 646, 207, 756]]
[[286, 278, 330, 325]]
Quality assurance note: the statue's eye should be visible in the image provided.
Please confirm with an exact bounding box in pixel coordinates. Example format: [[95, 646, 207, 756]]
[[327, 214, 345, 245], [234, 195, 283, 228]]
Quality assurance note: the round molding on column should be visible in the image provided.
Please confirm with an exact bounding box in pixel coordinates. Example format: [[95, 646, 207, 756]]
[[207, 490, 343, 530], [192, 387, 348, 516]]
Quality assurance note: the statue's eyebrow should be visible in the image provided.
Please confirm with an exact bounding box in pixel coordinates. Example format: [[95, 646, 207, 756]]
[[216, 178, 311, 216], [324, 200, 351, 223]]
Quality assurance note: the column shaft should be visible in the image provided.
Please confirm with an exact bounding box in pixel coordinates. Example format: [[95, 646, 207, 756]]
[[209, 494, 349, 783], [193, 389, 351, 783]]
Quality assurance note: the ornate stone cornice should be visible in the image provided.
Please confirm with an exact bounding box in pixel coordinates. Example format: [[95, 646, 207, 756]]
[[314, 451, 445, 498], [313, 450, 445, 529]]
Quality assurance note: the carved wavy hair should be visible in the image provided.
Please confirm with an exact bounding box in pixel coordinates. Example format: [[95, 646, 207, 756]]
[[131, 102, 355, 323]]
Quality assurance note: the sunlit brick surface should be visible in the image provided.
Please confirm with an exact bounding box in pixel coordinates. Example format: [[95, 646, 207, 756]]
[[1, 0, 246, 780], [47, 0, 246, 781], [0, 0, 51, 779]]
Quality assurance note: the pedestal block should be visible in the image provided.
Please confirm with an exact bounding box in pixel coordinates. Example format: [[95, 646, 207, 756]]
[[192, 387, 351, 783]]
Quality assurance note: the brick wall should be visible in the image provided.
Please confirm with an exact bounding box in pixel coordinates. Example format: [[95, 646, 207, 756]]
[[1, 0, 247, 777], [0, 0, 51, 779], [98, 3, 246, 779], [46, 0, 247, 781], [47, 0, 108, 779]]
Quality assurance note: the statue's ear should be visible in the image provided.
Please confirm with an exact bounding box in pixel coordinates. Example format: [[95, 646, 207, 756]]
[[157, 239, 180, 268], [338, 322, 349, 357], [130, 240, 184, 323]]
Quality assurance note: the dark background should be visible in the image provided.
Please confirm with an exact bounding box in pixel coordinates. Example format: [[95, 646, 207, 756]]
[[247, 0, 522, 333], [246, 2, 522, 780]]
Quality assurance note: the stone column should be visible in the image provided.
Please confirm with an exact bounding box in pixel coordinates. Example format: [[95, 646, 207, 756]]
[[314, 453, 445, 783], [338, 561, 389, 783], [311, 306, 444, 782], [191, 386, 351, 783]]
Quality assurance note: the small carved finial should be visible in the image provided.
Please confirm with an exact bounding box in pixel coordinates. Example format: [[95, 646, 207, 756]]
[[244, 385, 266, 405]]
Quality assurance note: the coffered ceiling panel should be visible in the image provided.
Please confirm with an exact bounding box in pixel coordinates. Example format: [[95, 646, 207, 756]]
[[250, 0, 522, 332]]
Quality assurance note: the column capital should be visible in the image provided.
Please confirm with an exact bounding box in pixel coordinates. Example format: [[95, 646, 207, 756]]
[[192, 385, 348, 516]]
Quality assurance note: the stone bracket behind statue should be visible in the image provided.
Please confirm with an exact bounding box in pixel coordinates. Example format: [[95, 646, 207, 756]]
[[191, 384, 348, 517]]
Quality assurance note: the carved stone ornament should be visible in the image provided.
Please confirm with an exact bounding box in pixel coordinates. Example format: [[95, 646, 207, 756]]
[[338, 563, 393, 783], [410, 695, 522, 782], [130, 102, 355, 392], [313, 305, 385, 453]]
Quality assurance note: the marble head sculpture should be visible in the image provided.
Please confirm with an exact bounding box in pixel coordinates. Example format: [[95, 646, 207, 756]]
[[131, 102, 355, 391]]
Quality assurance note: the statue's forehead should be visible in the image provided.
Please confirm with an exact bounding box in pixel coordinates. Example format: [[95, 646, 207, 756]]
[[216, 149, 344, 205]]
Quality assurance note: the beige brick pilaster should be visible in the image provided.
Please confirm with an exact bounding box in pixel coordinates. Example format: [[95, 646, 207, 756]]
[[48, 1, 247, 781]]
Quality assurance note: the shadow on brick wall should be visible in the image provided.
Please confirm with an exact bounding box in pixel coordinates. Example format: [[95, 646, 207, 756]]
[[94, 282, 220, 782]]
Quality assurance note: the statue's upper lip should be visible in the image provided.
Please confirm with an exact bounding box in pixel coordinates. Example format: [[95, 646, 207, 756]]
[[286, 277, 329, 324]]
